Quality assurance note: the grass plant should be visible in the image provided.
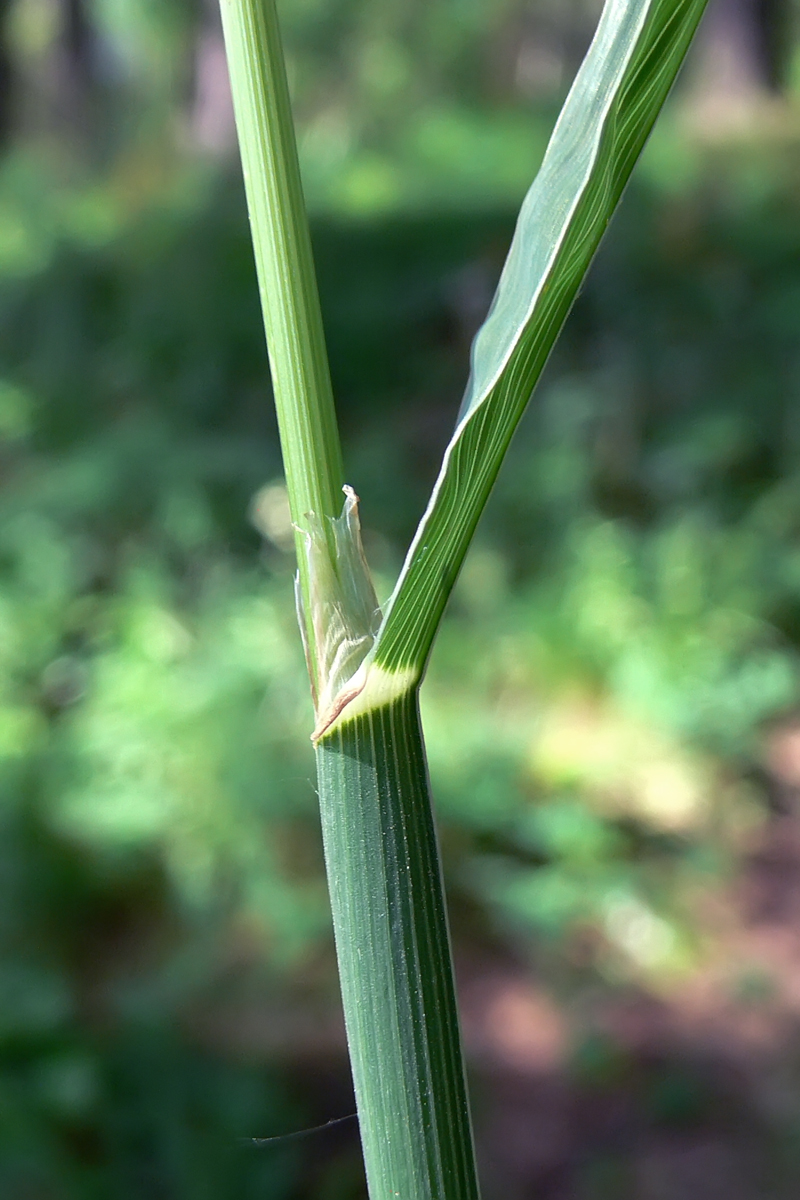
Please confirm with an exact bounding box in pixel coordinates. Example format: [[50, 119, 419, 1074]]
[[218, 0, 710, 1195]]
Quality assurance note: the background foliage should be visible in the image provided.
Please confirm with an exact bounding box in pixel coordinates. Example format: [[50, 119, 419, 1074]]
[[4, 0, 800, 1196]]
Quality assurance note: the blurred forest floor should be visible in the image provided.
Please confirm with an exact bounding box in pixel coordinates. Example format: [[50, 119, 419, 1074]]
[[5, 0, 800, 1197]]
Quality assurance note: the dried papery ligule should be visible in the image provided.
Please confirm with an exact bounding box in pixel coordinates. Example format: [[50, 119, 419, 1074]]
[[297, 486, 381, 737]]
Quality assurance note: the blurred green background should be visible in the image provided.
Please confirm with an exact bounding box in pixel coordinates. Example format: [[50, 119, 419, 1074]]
[[5, 0, 800, 1196]]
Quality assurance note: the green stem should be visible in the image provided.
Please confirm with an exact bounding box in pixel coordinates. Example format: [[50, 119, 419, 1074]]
[[218, 0, 343, 682], [316, 690, 481, 1200], [220, 4, 480, 1194]]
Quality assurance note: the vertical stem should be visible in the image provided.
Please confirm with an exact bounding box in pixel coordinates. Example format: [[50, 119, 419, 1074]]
[[220, 5, 480, 1195], [316, 691, 481, 1200], [218, 0, 343, 681]]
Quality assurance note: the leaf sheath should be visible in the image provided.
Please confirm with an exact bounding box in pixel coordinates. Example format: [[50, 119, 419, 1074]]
[[316, 691, 480, 1200]]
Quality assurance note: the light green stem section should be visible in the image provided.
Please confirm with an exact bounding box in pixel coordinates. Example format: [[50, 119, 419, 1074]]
[[316, 690, 480, 1200], [218, 0, 344, 684]]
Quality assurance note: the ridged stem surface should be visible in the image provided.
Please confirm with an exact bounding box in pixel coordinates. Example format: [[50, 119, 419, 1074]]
[[316, 690, 480, 1200]]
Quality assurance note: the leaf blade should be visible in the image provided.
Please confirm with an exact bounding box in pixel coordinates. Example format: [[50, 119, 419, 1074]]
[[370, 0, 708, 680]]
